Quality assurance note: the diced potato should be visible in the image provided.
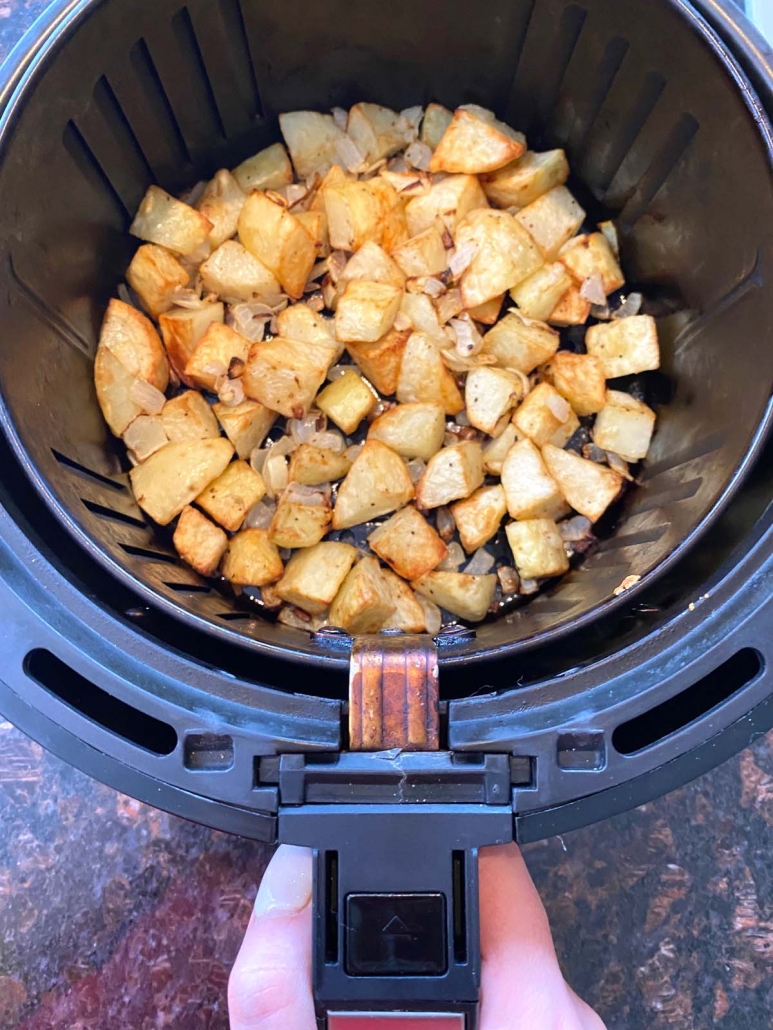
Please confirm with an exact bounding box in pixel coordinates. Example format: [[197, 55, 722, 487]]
[[233, 142, 293, 193], [405, 174, 488, 237], [506, 519, 570, 579], [512, 382, 580, 448], [130, 186, 212, 256], [184, 323, 249, 391], [396, 332, 464, 415], [329, 556, 396, 634], [279, 110, 346, 178], [548, 285, 591, 327], [269, 494, 332, 549], [333, 440, 414, 529], [501, 439, 568, 521], [310, 164, 351, 212], [347, 102, 406, 162], [94, 347, 142, 437], [196, 459, 266, 532], [452, 485, 507, 552], [381, 571, 427, 633], [275, 541, 358, 615], [542, 352, 606, 416], [514, 186, 585, 258], [467, 294, 504, 325], [335, 280, 403, 343], [126, 244, 190, 317], [482, 310, 559, 373], [162, 390, 220, 443], [559, 232, 624, 295], [412, 571, 497, 623], [288, 444, 352, 486], [398, 292, 444, 337], [159, 303, 225, 380], [392, 226, 448, 278], [421, 103, 453, 150], [316, 370, 377, 434], [368, 505, 448, 580], [509, 262, 573, 322], [98, 298, 168, 389], [338, 241, 406, 291], [173, 506, 229, 577], [585, 315, 660, 378], [481, 149, 569, 209], [243, 337, 332, 418], [455, 209, 543, 307], [465, 366, 525, 435], [430, 107, 525, 174], [347, 328, 410, 396], [130, 437, 233, 526], [542, 444, 623, 523], [221, 527, 284, 586], [123, 415, 169, 463], [592, 390, 656, 461], [276, 303, 343, 364], [214, 400, 277, 458], [368, 402, 446, 461], [482, 423, 518, 475], [324, 179, 384, 252], [238, 191, 317, 299], [416, 442, 484, 509], [295, 210, 329, 257], [367, 177, 409, 251], [198, 169, 246, 248], [200, 240, 282, 304]]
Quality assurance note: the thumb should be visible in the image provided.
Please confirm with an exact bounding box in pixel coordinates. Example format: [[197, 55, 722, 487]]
[[229, 844, 316, 1030]]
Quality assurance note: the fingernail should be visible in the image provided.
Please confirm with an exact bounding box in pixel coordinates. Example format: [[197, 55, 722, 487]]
[[253, 844, 313, 918]]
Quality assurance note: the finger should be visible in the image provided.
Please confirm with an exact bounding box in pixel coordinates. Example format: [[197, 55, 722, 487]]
[[228, 845, 316, 1030]]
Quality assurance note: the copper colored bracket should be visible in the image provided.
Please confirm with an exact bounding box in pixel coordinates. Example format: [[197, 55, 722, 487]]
[[348, 634, 439, 751]]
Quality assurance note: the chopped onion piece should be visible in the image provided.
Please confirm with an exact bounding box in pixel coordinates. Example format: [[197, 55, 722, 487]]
[[307, 429, 346, 453], [436, 288, 464, 324], [288, 411, 327, 443], [309, 258, 329, 282], [559, 516, 592, 542], [606, 451, 634, 480], [123, 415, 168, 462], [244, 499, 277, 530], [437, 541, 466, 571], [217, 377, 245, 407], [546, 392, 571, 421], [327, 364, 352, 382], [322, 278, 338, 309], [285, 482, 330, 507], [334, 134, 367, 173], [306, 291, 325, 312], [417, 596, 443, 635], [582, 442, 608, 464], [258, 583, 283, 609], [404, 139, 433, 171], [267, 434, 298, 458], [250, 446, 268, 474], [130, 378, 166, 415], [281, 182, 310, 207], [344, 444, 363, 463], [278, 606, 313, 630], [519, 577, 540, 595], [449, 315, 484, 358], [399, 105, 424, 142], [393, 311, 413, 331], [406, 458, 426, 483], [580, 273, 607, 306], [497, 566, 520, 595], [613, 293, 643, 320], [590, 303, 612, 321], [332, 106, 349, 131], [465, 548, 495, 576], [181, 179, 208, 207], [448, 242, 478, 278], [422, 276, 447, 298], [263, 453, 289, 498], [169, 287, 208, 309], [328, 251, 348, 284]]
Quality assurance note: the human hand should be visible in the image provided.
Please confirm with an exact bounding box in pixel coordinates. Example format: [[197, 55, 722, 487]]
[[229, 842, 606, 1029]]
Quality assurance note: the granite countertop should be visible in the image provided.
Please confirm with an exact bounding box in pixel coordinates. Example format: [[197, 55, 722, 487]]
[[0, 2, 772, 1028]]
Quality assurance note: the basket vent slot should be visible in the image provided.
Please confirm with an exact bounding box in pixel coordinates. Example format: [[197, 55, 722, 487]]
[[184, 733, 234, 770]]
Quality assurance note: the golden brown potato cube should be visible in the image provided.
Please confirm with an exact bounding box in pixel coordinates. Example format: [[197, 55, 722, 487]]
[[333, 440, 414, 530], [368, 402, 446, 461], [501, 439, 567, 521], [324, 179, 385, 252], [368, 505, 448, 580], [184, 323, 249, 392], [200, 240, 282, 304], [126, 244, 190, 317], [316, 370, 377, 434], [585, 316, 660, 379], [130, 437, 234, 526], [335, 280, 403, 344], [482, 310, 559, 373], [276, 304, 343, 364], [221, 528, 284, 586], [412, 571, 497, 623], [94, 347, 142, 437], [452, 485, 507, 553], [455, 209, 543, 308], [243, 337, 332, 418], [399, 292, 444, 337], [196, 459, 266, 532], [542, 444, 623, 523], [130, 186, 212, 256], [238, 191, 317, 299], [514, 186, 586, 259], [416, 442, 484, 509], [367, 178, 409, 251], [269, 495, 332, 549], [197, 169, 246, 248], [481, 149, 569, 209], [339, 241, 406, 291], [329, 556, 396, 634], [159, 303, 224, 381], [392, 226, 448, 278], [467, 294, 504, 325], [405, 174, 488, 237], [276, 541, 358, 615], [592, 390, 656, 462], [512, 382, 580, 448], [396, 332, 464, 415], [347, 102, 406, 162], [482, 423, 518, 476], [506, 519, 570, 579], [542, 352, 606, 417], [559, 232, 624, 295], [509, 262, 573, 322], [421, 103, 453, 150], [214, 400, 277, 458], [233, 142, 293, 193], [430, 107, 525, 174], [173, 506, 229, 577], [288, 444, 352, 486], [279, 110, 346, 179], [98, 298, 168, 389], [347, 328, 410, 396], [381, 571, 427, 633], [465, 366, 525, 435], [162, 391, 220, 443], [547, 285, 591, 327], [295, 210, 329, 257]]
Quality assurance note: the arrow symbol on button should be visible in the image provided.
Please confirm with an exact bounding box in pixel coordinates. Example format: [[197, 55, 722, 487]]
[[382, 914, 412, 935]]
